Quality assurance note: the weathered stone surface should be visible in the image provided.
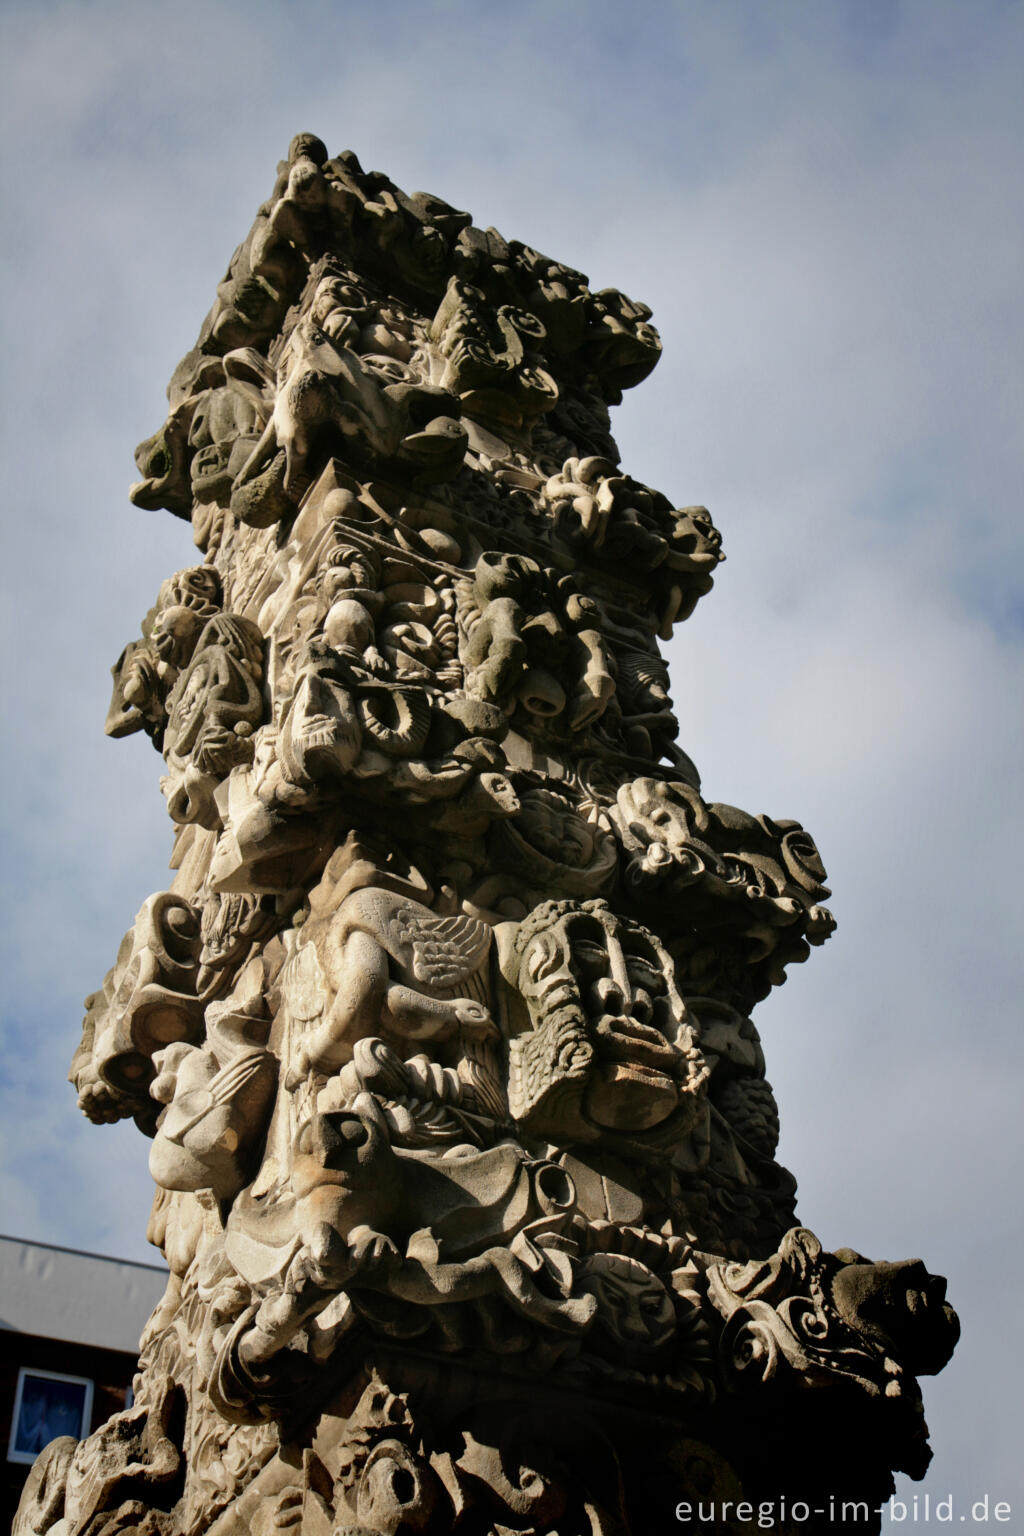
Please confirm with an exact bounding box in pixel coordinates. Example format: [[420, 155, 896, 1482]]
[[20, 137, 957, 1536]]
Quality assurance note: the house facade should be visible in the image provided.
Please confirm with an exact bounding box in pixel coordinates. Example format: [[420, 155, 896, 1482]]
[[1, 1234, 167, 1528]]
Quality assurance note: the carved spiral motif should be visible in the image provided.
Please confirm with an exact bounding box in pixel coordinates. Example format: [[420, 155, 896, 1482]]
[[721, 1309, 781, 1388]]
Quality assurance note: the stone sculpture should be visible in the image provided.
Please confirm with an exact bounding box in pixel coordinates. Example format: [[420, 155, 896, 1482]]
[[18, 137, 958, 1536]]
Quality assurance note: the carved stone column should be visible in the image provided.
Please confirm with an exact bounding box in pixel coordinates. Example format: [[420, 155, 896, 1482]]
[[19, 136, 957, 1536]]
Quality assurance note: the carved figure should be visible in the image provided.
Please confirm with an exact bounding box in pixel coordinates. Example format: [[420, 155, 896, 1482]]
[[220, 1107, 595, 1384], [285, 884, 495, 1083], [69, 892, 203, 1127], [431, 275, 560, 430], [149, 967, 277, 1203], [232, 271, 468, 507], [542, 458, 725, 636], [161, 614, 265, 828], [613, 775, 835, 1002]]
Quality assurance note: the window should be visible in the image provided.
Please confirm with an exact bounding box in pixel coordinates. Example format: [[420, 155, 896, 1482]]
[[7, 1369, 93, 1464]]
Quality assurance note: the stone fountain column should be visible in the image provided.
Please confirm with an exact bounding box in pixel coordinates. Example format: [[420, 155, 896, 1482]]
[[18, 136, 957, 1536]]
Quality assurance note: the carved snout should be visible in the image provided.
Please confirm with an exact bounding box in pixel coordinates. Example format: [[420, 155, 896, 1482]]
[[387, 381, 468, 477], [830, 1256, 960, 1377], [130, 404, 197, 519], [308, 1110, 372, 1171]]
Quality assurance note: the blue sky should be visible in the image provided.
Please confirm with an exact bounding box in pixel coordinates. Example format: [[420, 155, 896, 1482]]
[[1, 1, 1022, 1522]]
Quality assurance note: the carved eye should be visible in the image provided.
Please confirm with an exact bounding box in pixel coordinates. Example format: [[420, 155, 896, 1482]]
[[626, 955, 663, 992], [572, 939, 607, 975], [535, 1163, 575, 1211]]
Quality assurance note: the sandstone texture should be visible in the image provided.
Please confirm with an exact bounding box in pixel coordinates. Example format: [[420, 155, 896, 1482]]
[[18, 136, 958, 1536]]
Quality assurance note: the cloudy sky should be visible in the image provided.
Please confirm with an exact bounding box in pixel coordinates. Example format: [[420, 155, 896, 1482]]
[[1, 0, 1021, 1521]]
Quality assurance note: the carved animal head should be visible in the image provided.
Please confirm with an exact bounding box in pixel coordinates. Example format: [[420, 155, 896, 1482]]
[[614, 776, 710, 886], [829, 1251, 959, 1377], [706, 1228, 960, 1476]]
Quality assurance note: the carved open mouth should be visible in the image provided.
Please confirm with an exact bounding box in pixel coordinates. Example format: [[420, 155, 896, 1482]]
[[594, 1015, 679, 1073]]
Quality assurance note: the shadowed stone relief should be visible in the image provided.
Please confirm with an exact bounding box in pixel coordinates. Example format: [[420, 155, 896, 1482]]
[[22, 136, 957, 1536]]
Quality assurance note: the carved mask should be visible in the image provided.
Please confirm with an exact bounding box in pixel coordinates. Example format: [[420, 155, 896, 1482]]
[[508, 899, 707, 1143]]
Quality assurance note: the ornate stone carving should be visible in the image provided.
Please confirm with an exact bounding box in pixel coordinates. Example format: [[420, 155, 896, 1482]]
[[503, 897, 708, 1149], [612, 775, 836, 1007], [456, 551, 616, 733], [23, 139, 957, 1536], [161, 615, 265, 828], [706, 1228, 960, 1479], [70, 892, 203, 1129], [105, 568, 223, 746]]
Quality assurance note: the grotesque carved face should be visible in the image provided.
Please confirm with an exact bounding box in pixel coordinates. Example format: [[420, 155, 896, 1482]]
[[187, 385, 263, 504], [494, 787, 617, 899], [318, 539, 380, 607], [667, 504, 722, 576], [616, 778, 706, 881], [510, 899, 707, 1141], [829, 1253, 960, 1377], [578, 1252, 677, 1358], [564, 906, 690, 1131]]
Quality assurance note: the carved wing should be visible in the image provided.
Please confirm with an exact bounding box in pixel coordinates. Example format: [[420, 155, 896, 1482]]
[[282, 937, 327, 1025], [388, 907, 492, 992]]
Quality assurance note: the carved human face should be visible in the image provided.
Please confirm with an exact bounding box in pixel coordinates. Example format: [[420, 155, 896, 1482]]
[[560, 908, 688, 1131], [163, 566, 222, 615], [511, 898, 707, 1140], [319, 542, 378, 605], [517, 790, 598, 867], [578, 1252, 676, 1357], [138, 571, 222, 687], [309, 277, 368, 348], [667, 505, 722, 575]]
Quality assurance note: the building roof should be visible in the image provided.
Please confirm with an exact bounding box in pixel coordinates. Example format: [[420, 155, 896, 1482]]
[[0, 1235, 168, 1355]]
